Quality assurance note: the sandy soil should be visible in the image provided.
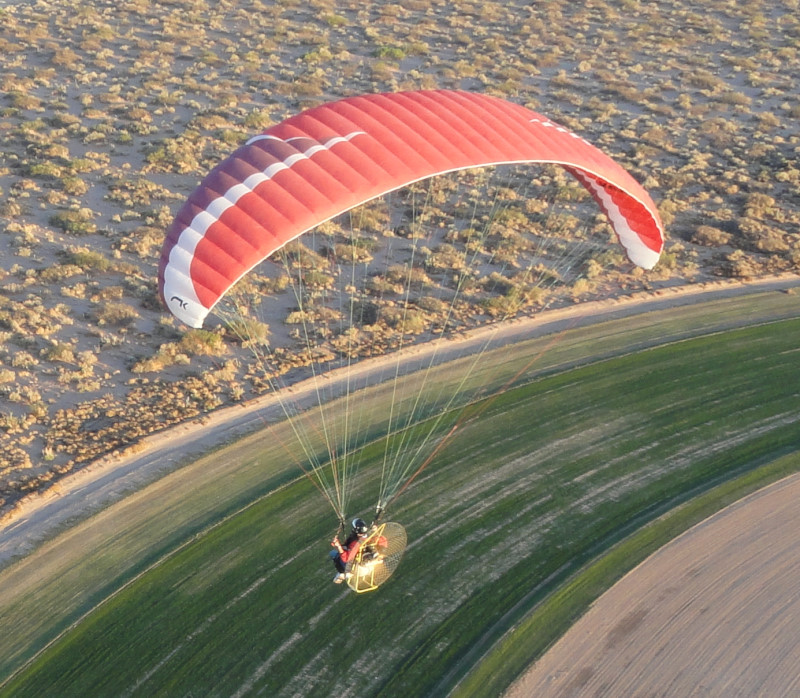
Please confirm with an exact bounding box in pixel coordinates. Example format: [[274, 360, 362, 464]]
[[1, 274, 797, 569], [506, 471, 800, 698]]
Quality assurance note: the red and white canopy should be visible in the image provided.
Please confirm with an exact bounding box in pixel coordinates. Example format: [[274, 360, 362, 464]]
[[159, 90, 664, 328]]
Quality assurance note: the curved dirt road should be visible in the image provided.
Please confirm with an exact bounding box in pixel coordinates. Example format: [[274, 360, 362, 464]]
[[1, 276, 799, 568], [507, 472, 800, 697]]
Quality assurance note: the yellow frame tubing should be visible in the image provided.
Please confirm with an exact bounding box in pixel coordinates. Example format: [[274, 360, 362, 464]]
[[347, 523, 386, 594]]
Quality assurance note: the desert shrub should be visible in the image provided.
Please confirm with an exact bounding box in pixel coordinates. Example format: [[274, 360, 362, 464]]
[[395, 221, 427, 241], [216, 129, 247, 146], [8, 91, 42, 110], [385, 264, 432, 288], [95, 286, 124, 301], [367, 275, 404, 296], [302, 46, 333, 64], [569, 278, 596, 298], [257, 274, 289, 295], [584, 259, 605, 280], [130, 330, 224, 373], [28, 161, 63, 179], [286, 305, 341, 326], [243, 109, 273, 130], [41, 342, 75, 363], [179, 329, 226, 356], [757, 112, 781, 130], [348, 200, 391, 232], [424, 244, 468, 273], [115, 225, 164, 259], [480, 293, 522, 318], [486, 229, 530, 264], [381, 306, 427, 334], [685, 69, 725, 91], [49, 210, 97, 235], [50, 47, 82, 69], [145, 137, 201, 174], [65, 248, 110, 272], [743, 193, 778, 219], [6, 384, 42, 405], [10, 351, 37, 369], [225, 317, 270, 346], [332, 242, 373, 264], [352, 299, 380, 326], [715, 90, 751, 107], [373, 46, 405, 60], [480, 271, 515, 295], [131, 354, 172, 373], [301, 270, 334, 289], [61, 282, 87, 299], [787, 245, 800, 270], [76, 350, 97, 372], [738, 218, 789, 254], [68, 157, 99, 173], [322, 12, 348, 26], [331, 236, 378, 263], [0, 414, 27, 436], [691, 224, 732, 247], [414, 296, 448, 315], [60, 176, 90, 196], [107, 178, 177, 206], [718, 250, 762, 278], [48, 112, 81, 128], [275, 241, 326, 270], [94, 302, 139, 326]]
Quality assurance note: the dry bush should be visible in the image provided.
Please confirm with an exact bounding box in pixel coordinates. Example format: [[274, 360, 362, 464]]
[[64, 247, 110, 272], [301, 270, 335, 289], [385, 264, 432, 288], [717, 250, 762, 278], [132, 329, 226, 372], [366, 275, 404, 296], [114, 225, 164, 259], [275, 241, 327, 271], [380, 306, 427, 334], [691, 224, 732, 247], [106, 178, 178, 207], [225, 317, 270, 347], [144, 136, 202, 173], [49, 210, 97, 235], [178, 329, 226, 356], [93, 302, 140, 327], [42, 342, 75, 363], [737, 218, 789, 254], [424, 244, 469, 273]]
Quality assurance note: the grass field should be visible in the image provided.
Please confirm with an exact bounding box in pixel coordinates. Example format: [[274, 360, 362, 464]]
[[1, 291, 799, 696]]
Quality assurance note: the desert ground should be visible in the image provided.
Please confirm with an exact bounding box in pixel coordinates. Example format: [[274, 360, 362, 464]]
[[507, 471, 800, 697], [1, 0, 799, 516]]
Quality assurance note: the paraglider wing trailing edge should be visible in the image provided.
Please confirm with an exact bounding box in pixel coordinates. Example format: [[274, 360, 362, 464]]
[[158, 89, 664, 328]]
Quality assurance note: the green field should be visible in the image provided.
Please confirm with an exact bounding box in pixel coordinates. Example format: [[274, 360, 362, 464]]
[[1, 290, 799, 697]]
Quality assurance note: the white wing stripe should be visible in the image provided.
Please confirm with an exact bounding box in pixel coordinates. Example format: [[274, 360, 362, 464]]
[[163, 132, 365, 327]]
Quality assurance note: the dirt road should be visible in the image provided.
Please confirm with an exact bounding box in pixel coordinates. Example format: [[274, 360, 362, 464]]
[[506, 471, 800, 697], [1, 276, 798, 569]]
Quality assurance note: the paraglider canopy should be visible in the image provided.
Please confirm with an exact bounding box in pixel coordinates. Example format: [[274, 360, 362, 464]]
[[159, 90, 664, 329], [157, 88, 666, 539]]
